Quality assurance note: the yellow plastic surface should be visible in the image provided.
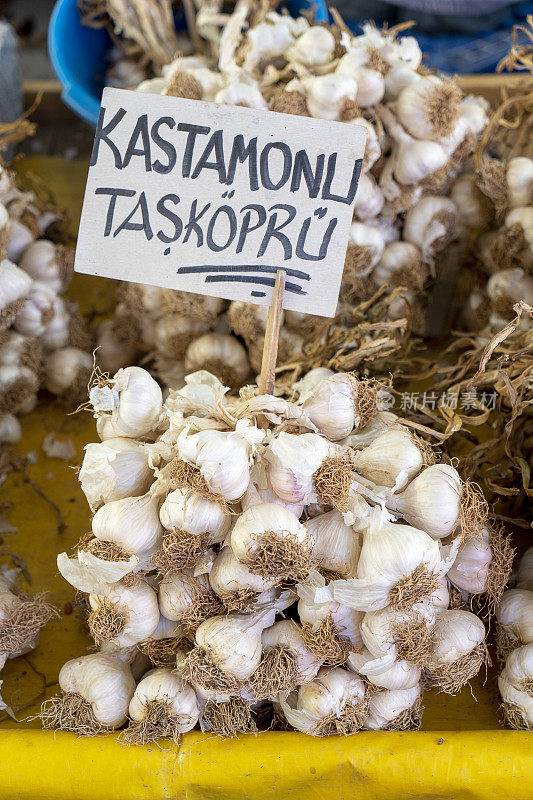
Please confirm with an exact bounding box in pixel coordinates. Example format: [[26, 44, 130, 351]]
[[0, 159, 531, 800]]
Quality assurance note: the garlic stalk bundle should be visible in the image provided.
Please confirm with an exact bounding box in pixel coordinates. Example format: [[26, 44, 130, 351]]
[[332, 517, 457, 612], [352, 427, 426, 489], [40, 653, 135, 734], [496, 589, 533, 655], [91, 366, 163, 441], [347, 648, 421, 690], [297, 574, 363, 664], [176, 419, 264, 501], [88, 579, 160, 647], [180, 606, 280, 690], [300, 373, 378, 441], [0, 261, 32, 330], [363, 685, 421, 730], [0, 580, 57, 664], [185, 333, 249, 388], [91, 490, 164, 558], [427, 609, 486, 694], [156, 486, 231, 571], [396, 75, 462, 141], [209, 546, 277, 612], [231, 502, 313, 582], [250, 619, 324, 701], [44, 347, 94, 401], [158, 569, 221, 632], [121, 667, 199, 744], [386, 464, 468, 540], [279, 667, 367, 735], [360, 602, 436, 669], [403, 196, 460, 267], [79, 438, 153, 512]]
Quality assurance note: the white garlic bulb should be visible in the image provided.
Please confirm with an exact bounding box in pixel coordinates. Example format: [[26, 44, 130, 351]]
[[128, 668, 199, 735], [397, 76, 461, 141], [333, 518, 456, 612], [88, 580, 160, 647], [44, 347, 93, 397], [297, 578, 364, 652], [517, 548, 533, 590], [79, 438, 153, 512], [305, 510, 361, 577], [496, 589, 533, 647], [506, 157, 533, 207], [0, 260, 32, 329], [347, 648, 420, 690], [209, 546, 276, 600], [160, 487, 230, 544], [384, 62, 421, 101], [0, 413, 21, 443], [6, 220, 34, 263], [429, 609, 486, 692], [93, 366, 163, 441], [353, 173, 385, 220], [361, 602, 436, 665], [92, 491, 163, 556], [353, 427, 424, 488], [363, 685, 420, 730], [500, 643, 533, 689], [498, 672, 533, 730], [447, 528, 492, 594], [403, 196, 460, 265], [264, 432, 342, 505], [261, 619, 325, 684], [154, 315, 209, 359], [50, 653, 135, 730], [386, 464, 462, 539], [487, 269, 533, 313], [19, 241, 66, 293], [293, 368, 334, 397], [505, 207, 533, 247], [185, 334, 249, 387], [347, 222, 385, 269], [158, 569, 213, 622], [215, 78, 268, 110], [14, 282, 56, 337], [450, 173, 492, 229], [287, 26, 336, 67], [301, 372, 377, 441], [302, 74, 358, 121]]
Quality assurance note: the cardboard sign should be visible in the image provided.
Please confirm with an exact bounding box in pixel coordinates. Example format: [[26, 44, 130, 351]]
[[75, 87, 366, 318]]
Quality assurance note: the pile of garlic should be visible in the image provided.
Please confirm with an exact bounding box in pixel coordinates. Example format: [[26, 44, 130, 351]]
[[496, 547, 533, 731], [0, 164, 93, 446], [45, 364, 503, 740], [0, 565, 57, 717], [460, 155, 533, 332], [96, 14, 491, 381]]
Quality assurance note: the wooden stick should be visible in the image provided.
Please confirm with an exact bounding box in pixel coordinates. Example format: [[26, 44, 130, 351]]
[[258, 270, 286, 396]]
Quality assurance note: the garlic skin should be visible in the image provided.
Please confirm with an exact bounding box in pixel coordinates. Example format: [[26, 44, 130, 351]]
[[44, 347, 93, 397], [450, 174, 492, 229], [242, 462, 305, 518], [195, 607, 278, 681], [431, 609, 485, 664], [496, 589, 533, 646], [177, 420, 264, 501], [262, 620, 325, 684], [506, 157, 533, 207], [363, 685, 420, 729], [0, 260, 32, 325], [301, 373, 375, 441], [347, 648, 421, 690], [92, 492, 163, 556], [306, 510, 361, 577], [160, 487, 230, 544], [79, 438, 153, 512], [89, 580, 160, 648], [230, 502, 309, 565], [397, 76, 461, 140], [281, 666, 367, 734], [185, 334, 249, 387], [158, 570, 212, 621], [58, 653, 135, 728], [215, 79, 269, 111], [386, 464, 462, 540], [19, 241, 64, 293], [403, 196, 460, 265], [7, 220, 34, 263], [333, 519, 456, 612], [293, 368, 334, 397], [92, 366, 163, 441], [0, 413, 21, 443], [353, 428, 424, 488], [209, 546, 276, 598], [264, 432, 341, 505], [447, 529, 492, 594], [128, 668, 199, 732]]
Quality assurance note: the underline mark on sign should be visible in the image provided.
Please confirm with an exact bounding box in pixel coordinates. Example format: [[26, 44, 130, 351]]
[[177, 264, 309, 296]]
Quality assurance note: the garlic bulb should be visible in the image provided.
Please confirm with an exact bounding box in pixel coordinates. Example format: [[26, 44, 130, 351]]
[[293, 368, 334, 397], [158, 569, 217, 627], [517, 548, 533, 590], [92, 491, 163, 556], [506, 157, 533, 207], [428, 609, 486, 693], [302, 74, 358, 121], [353, 427, 424, 488], [44, 347, 93, 398], [14, 283, 56, 337], [124, 667, 199, 743], [0, 412, 21, 443], [397, 76, 461, 140], [154, 315, 209, 359], [231, 502, 312, 581], [333, 518, 456, 612], [297, 576, 364, 657], [0, 260, 32, 330], [264, 432, 342, 505], [280, 666, 367, 735], [19, 241, 70, 293], [363, 685, 421, 730], [496, 589, 533, 649], [361, 602, 436, 668], [0, 363, 38, 414], [353, 173, 385, 220], [185, 334, 249, 388], [260, 619, 325, 686], [372, 241, 423, 288], [93, 366, 163, 441], [79, 438, 153, 512], [287, 26, 336, 67], [384, 62, 420, 101], [160, 486, 230, 543], [347, 648, 420, 690], [403, 196, 460, 265], [499, 671, 533, 731], [447, 528, 492, 594], [487, 269, 533, 317], [6, 219, 34, 263], [386, 464, 462, 539], [301, 373, 377, 441], [215, 79, 268, 110], [450, 173, 492, 229], [346, 222, 385, 271], [500, 643, 533, 689], [41, 653, 135, 732], [505, 207, 533, 248], [209, 546, 276, 606], [0, 583, 56, 659], [306, 510, 361, 577], [88, 579, 160, 647]]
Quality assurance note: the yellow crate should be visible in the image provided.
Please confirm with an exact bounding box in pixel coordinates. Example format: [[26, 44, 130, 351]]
[[0, 130, 531, 799]]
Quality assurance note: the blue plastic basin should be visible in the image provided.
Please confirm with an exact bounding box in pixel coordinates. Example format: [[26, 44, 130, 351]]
[[48, 0, 329, 126]]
